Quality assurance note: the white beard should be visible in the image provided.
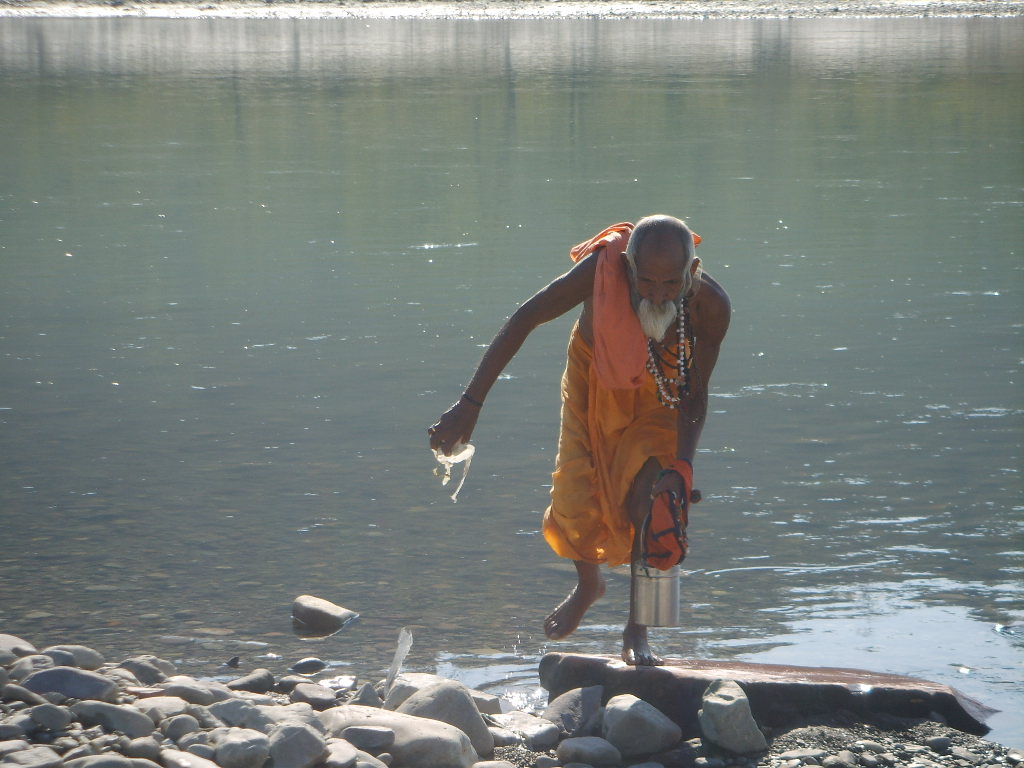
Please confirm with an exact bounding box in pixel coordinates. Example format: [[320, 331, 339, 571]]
[[636, 298, 677, 341]]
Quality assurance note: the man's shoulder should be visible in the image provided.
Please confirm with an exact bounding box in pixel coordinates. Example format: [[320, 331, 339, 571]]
[[693, 273, 731, 336]]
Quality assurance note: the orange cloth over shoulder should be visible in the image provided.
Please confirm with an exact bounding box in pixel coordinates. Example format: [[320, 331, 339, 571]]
[[569, 222, 701, 390]]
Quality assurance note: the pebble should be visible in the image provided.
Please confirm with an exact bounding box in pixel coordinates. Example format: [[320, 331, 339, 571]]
[[288, 659, 326, 676]]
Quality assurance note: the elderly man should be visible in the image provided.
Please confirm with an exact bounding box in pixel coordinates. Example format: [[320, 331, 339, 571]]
[[429, 215, 730, 665]]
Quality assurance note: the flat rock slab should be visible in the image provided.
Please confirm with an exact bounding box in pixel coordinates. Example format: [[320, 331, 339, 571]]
[[538, 653, 996, 738]]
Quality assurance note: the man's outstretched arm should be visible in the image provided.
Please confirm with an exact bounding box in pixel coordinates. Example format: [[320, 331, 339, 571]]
[[429, 253, 597, 455]]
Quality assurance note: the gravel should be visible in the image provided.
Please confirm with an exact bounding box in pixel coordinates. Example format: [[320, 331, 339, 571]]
[[491, 710, 1023, 767]]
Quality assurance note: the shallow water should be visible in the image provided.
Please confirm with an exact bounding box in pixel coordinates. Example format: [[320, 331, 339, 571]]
[[0, 16, 1021, 746]]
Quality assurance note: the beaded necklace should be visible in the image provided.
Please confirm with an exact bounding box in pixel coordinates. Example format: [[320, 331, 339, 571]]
[[645, 297, 692, 409]]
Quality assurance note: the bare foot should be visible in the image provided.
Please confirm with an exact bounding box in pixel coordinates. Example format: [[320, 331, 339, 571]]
[[544, 562, 606, 640], [622, 621, 664, 666]]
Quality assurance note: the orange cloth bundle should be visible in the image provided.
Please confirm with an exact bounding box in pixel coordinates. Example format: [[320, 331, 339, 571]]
[[643, 491, 689, 570]]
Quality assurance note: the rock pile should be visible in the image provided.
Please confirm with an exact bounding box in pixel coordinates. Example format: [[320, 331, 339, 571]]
[[1, 633, 1019, 768]]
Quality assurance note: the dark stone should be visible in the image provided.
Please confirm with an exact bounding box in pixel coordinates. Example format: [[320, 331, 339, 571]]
[[291, 595, 358, 638], [289, 658, 327, 675], [541, 685, 604, 738], [537, 653, 996, 739], [116, 658, 168, 686], [290, 682, 339, 711], [226, 668, 275, 694]]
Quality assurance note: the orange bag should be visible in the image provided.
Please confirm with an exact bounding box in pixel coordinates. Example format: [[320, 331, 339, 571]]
[[641, 491, 689, 570]]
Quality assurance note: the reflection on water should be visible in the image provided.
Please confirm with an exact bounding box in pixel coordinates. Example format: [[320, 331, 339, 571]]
[[0, 15, 1021, 747]]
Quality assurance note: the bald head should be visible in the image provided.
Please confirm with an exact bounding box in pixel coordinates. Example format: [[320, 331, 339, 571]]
[[625, 214, 701, 300]]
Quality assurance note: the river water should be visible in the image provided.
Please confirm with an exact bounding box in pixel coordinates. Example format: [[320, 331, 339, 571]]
[[0, 15, 1021, 746]]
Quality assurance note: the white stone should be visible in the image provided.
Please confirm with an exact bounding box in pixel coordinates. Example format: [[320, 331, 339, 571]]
[[0, 746, 63, 768], [488, 726, 520, 748], [320, 704, 477, 768], [22, 667, 119, 703], [268, 723, 328, 768], [468, 691, 505, 716], [351, 751, 388, 768], [348, 683, 383, 708], [490, 710, 560, 751], [160, 750, 220, 768], [323, 739, 358, 768], [0, 634, 38, 662], [207, 700, 260, 729], [64, 756, 134, 768], [212, 728, 270, 768], [290, 683, 338, 711], [556, 736, 623, 767], [396, 680, 494, 756], [29, 703, 73, 731], [339, 725, 394, 753], [135, 697, 193, 724], [381, 673, 448, 710], [159, 677, 217, 707], [697, 681, 767, 755], [208, 700, 322, 735], [71, 701, 158, 739], [120, 657, 175, 685], [42, 645, 105, 671], [601, 694, 681, 757]]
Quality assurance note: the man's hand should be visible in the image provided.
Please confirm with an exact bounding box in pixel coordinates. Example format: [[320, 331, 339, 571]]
[[428, 398, 480, 456]]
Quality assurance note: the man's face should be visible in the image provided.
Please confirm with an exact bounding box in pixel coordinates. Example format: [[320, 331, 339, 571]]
[[630, 235, 689, 308], [628, 236, 691, 341]]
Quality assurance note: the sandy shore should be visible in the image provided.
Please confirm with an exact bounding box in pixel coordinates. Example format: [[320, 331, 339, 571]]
[[0, 0, 1022, 18]]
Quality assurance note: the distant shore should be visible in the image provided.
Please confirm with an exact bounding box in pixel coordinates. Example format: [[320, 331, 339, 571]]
[[1, 0, 1022, 19]]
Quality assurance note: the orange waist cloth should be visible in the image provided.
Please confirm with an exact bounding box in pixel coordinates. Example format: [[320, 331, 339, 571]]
[[542, 325, 677, 566]]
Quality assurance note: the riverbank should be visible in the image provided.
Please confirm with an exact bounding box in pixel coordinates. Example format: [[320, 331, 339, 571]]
[[2, 633, 1021, 768], [0, 0, 1022, 18]]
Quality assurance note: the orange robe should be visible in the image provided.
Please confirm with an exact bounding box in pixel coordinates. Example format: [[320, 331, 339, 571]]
[[541, 224, 686, 566]]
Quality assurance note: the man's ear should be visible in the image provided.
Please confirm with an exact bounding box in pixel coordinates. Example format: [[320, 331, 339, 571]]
[[690, 256, 702, 275]]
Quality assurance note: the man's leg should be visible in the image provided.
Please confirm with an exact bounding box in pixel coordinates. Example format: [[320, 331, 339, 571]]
[[622, 456, 664, 666], [544, 559, 606, 640]]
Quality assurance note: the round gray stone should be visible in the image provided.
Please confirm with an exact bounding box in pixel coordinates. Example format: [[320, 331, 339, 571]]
[[0, 746, 63, 768], [340, 725, 395, 753], [22, 667, 119, 703], [213, 728, 270, 768], [162, 714, 201, 742], [29, 703, 73, 731], [556, 736, 622, 767], [268, 722, 329, 768], [70, 701, 158, 739], [43, 645, 105, 671], [9, 655, 56, 681]]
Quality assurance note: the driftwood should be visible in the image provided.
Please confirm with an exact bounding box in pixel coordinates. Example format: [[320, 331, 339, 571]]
[[538, 653, 996, 737]]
